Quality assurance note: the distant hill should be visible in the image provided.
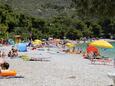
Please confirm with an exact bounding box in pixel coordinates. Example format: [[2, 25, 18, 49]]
[[1, 0, 76, 18]]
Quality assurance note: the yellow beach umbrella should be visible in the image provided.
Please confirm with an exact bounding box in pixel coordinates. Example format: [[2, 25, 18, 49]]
[[32, 41, 39, 45], [34, 39, 42, 43], [89, 40, 113, 48], [32, 39, 42, 45], [66, 43, 75, 48]]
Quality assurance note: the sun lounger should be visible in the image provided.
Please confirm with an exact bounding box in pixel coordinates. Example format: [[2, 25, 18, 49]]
[[108, 72, 115, 86], [91, 58, 112, 65]]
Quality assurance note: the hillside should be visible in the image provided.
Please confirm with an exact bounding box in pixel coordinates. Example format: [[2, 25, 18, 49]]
[[0, 0, 114, 40], [1, 0, 75, 18]]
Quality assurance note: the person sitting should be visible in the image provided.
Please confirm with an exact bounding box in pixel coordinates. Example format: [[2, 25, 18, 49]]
[[64, 49, 70, 53], [12, 46, 18, 56], [13, 50, 18, 57], [91, 51, 103, 60], [8, 50, 13, 57], [87, 51, 95, 63], [2, 51, 6, 58], [8, 46, 18, 58], [0, 58, 9, 73], [8, 50, 18, 58], [1, 62, 9, 70], [11, 46, 17, 53], [93, 51, 100, 58]]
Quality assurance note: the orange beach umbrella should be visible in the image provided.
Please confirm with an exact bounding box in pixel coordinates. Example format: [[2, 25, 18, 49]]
[[86, 45, 99, 53]]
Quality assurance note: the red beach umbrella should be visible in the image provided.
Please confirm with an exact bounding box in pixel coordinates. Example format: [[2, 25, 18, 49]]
[[86, 45, 99, 54]]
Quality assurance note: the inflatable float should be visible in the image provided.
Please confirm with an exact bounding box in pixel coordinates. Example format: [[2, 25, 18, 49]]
[[0, 70, 16, 77]]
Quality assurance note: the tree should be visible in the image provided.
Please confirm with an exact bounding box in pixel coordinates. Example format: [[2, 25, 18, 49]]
[[72, 0, 115, 18], [0, 24, 8, 38], [66, 29, 83, 39], [82, 26, 93, 37]]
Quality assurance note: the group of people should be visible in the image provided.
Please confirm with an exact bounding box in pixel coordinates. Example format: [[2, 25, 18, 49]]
[[63, 47, 82, 54], [83, 51, 100, 59], [83, 44, 100, 59], [0, 46, 19, 73], [8, 46, 18, 58], [0, 51, 9, 73]]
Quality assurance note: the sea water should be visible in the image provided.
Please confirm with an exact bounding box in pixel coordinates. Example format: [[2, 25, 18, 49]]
[[76, 42, 115, 59]]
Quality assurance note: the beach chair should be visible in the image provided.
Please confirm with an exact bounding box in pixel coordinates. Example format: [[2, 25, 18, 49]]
[[108, 72, 115, 86], [90, 55, 112, 65]]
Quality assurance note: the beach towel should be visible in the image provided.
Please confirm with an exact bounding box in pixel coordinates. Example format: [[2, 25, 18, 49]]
[[20, 55, 30, 61]]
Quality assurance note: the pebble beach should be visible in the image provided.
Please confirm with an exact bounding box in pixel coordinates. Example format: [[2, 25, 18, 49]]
[[0, 46, 114, 86]]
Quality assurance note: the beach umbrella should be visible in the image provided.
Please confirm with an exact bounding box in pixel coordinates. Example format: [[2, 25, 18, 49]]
[[86, 45, 99, 53], [66, 43, 75, 48], [89, 40, 113, 48], [34, 39, 42, 43], [32, 41, 41, 45], [32, 39, 42, 45]]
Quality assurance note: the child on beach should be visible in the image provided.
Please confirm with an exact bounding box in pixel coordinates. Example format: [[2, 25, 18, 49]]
[[0, 62, 9, 70], [0, 58, 9, 72]]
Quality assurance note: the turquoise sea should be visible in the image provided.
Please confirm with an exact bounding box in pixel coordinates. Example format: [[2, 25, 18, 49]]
[[76, 42, 115, 58]]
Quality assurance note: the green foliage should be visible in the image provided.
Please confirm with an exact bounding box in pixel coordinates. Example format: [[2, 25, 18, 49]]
[[66, 29, 83, 39], [0, 1, 114, 40], [72, 0, 115, 18], [0, 23, 8, 38], [2, 0, 73, 18], [91, 22, 102, 37], [0, 23, 8, 32]]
